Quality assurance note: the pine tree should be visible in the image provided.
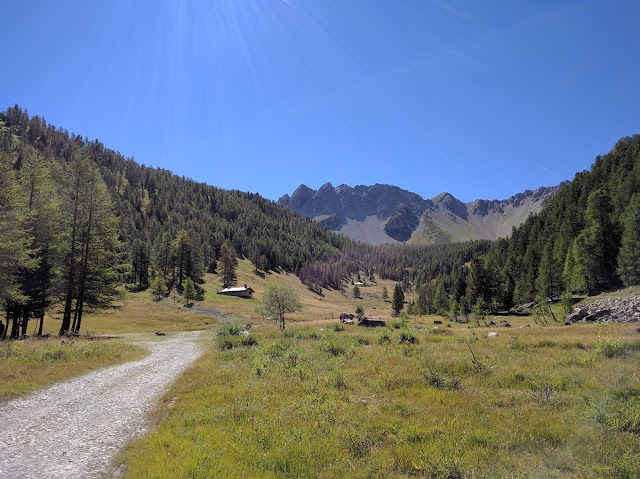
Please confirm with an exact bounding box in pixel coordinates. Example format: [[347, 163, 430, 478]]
[[150, 275, 167, 301], [392, 283, 404, 315], [17, 150, 61, 336], [573, 189, 619, 295], [59, 156, 124, 335], [220, 241, 238, 288], [353, 284, 361, 298], [381, 285, 388, 301], [183, 277, 196, 307], [433, 281, 450, 316], [0, 150, 35, 338], [617, 194, 640, 286]]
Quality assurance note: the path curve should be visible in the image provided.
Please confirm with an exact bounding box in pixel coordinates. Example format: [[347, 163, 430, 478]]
[[0, 331, 205, 479]]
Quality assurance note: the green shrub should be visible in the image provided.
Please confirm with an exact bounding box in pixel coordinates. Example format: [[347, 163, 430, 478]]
[[216, 336, 239, 351], [292, 329, 321, 340], [240, 335, 258, 347], [217, 322, 243, 337], [378, 330, 391, 344], [397, 328, 418, 344], [595, 334, 627, 358], [321, 338, 352, 357], [389, 319, 407, 329], [332, 323, 345, 332]]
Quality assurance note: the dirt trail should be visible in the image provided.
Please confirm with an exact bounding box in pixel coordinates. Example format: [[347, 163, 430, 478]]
[[0, 331, 205, 479]]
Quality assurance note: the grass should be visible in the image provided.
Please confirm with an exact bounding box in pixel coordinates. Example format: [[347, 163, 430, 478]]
[[120, 320, 640, 478], [0, 337, 147, 403]]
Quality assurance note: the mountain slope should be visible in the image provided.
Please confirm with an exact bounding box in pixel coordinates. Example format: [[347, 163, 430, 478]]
[[279, 183, 558, 245], [0, 106, 350, 280]]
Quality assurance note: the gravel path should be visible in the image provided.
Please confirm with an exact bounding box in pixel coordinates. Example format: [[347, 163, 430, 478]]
[[0, 331, 205, 479]]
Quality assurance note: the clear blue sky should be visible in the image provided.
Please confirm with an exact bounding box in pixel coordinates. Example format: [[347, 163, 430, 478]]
[[2, 1, 639, 202]]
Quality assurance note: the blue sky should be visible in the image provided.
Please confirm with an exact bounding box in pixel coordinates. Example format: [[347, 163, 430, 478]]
[[2, 0, 639, 202]]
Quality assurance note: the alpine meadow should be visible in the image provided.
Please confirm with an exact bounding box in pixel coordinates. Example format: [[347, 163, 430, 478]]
[[1, 104, 639, 478]]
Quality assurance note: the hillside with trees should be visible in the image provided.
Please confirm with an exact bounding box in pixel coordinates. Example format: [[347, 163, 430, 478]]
[[448, 135, 640, 316], [0, 105, 349, 337]]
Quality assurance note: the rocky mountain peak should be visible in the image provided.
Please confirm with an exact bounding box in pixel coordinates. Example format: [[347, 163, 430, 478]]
[[278, 182, 557, 245]]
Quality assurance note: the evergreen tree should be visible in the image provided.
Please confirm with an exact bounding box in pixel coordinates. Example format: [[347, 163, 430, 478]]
[[355, 305, 365, 320], [150, 275, 167, 300], [573, 189, 619, 294], [433, 281, 450, 316], [617, 194, 640, 286], [220, 241, 238, 288], [183, 277, 196, 307], [381, 285, 388, 300], [59, 156, 123, 335], [0, 150, 35, 338], [392, 283, 404, 315], [17, 150, 61, 336], [535, 242, 562, 300], [353, 284, 361, 298]]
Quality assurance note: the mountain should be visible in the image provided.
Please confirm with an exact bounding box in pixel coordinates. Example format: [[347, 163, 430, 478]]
[[279, 183, 558, 245]]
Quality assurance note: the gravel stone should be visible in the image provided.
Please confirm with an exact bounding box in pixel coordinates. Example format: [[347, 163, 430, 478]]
[[0, 331, 204, 479]]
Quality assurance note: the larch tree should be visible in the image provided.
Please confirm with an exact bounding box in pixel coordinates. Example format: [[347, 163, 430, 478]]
[[59, 155, 124, 335], [183, 277, 196, 307], [391, 283, 404, 316], [220, 241, 238, 288], [17, 150, 61, 337], [0, 150, 35, 339], [257, 283, 302, 330], [617, 194, 640, 286], [573, 189, 619, 295]]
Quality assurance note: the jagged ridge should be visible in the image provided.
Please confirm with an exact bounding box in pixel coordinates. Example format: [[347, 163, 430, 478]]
[[279, 183, 558, 245]]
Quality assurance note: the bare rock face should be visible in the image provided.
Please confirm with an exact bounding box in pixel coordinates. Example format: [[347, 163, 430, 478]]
[[278, 183, 558, 245], [565, 294, 640, 323]]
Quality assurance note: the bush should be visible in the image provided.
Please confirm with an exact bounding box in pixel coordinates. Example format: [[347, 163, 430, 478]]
[[389, 319, 407, 330], [332, 323, 345, 332], [321, 338, 351, 357], [378, 330, 392, 344], [397, 329, 418, 344], [216, 336, 239, 351], [217, 322, 243, 337], [595, 334, 627, 358], [240, 335, 259, 347]]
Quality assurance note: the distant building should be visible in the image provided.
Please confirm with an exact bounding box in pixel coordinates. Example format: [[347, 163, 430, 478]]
[[353, 281, 365, 287], [218, 285, 254, 298]]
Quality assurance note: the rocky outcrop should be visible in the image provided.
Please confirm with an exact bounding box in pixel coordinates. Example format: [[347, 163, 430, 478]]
[[278, 183, 558, 245], [565, 294, 640, 323]]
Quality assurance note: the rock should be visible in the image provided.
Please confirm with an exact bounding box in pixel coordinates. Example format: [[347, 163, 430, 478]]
[[583, 309, 611, 322], [565, 293, 640, 323], [487, 332, 498, 337]]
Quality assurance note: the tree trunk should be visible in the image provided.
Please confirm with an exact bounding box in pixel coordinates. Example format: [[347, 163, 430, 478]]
[[36, 312, 44, 337], [60, 187, 80, 335], [20, 308, 29, 337]]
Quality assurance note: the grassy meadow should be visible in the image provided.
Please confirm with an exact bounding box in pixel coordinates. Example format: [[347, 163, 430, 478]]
[[120, 316, 640, 478], [0, 337, 147, 402]]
